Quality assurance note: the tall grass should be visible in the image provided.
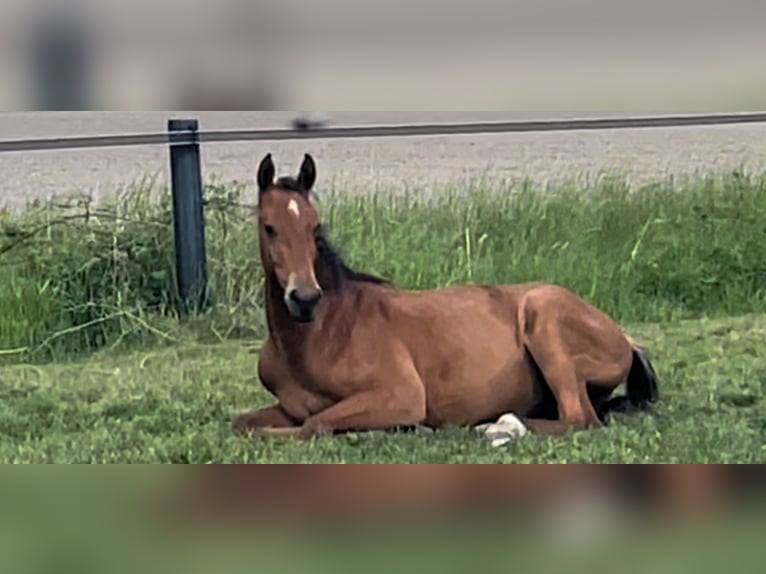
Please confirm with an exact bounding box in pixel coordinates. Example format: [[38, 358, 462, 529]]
[[1, 169, 765, 362]]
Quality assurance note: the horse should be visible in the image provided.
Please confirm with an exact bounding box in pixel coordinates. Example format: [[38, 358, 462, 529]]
[[233, 153, 659, 442]]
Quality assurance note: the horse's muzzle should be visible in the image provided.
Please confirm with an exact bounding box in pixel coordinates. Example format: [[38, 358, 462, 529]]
[[285, 288, 323, 322]]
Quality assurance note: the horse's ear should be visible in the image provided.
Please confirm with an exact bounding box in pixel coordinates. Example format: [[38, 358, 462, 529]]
[[297, 154, 317, 194], [257, 153, 275, 192]]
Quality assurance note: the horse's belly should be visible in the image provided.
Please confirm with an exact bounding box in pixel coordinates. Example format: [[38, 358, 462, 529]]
[[423, 349, 537, 428]]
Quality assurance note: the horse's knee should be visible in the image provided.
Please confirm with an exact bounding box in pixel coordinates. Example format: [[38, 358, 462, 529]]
[[395, 388, 427, 425]]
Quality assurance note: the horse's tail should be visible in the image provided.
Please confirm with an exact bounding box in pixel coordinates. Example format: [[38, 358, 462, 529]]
[[601, 335, 659, 415]]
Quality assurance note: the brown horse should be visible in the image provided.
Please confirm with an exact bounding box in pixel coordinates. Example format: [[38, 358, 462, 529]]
[[233, 153, 659, 442]]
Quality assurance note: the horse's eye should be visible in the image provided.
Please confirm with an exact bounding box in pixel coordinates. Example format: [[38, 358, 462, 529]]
[[264, 225, 277, 238]]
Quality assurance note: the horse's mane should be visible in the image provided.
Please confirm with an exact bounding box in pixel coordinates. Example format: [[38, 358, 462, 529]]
[[314, 227, 392, 288], [270, 180, 393, 290]]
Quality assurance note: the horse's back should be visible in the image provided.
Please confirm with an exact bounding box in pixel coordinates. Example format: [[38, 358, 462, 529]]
[[466, 281, 632, 363], [385, 280, 619, 356], [378, 280, 629, 368]]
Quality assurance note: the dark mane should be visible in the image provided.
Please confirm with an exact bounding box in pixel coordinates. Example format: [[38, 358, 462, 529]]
[[314, 226, 392, 289]]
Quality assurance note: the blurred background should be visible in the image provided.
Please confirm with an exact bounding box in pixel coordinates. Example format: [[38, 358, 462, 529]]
[[1, 465, 764, 574], [0, 0, 764, 110]]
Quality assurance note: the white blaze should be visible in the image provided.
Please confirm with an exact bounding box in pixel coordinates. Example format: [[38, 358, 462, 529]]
[[287, 199, 301, 218]]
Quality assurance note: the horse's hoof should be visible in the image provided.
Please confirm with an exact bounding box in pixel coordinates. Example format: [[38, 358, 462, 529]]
[[476, 413, 529, 447]]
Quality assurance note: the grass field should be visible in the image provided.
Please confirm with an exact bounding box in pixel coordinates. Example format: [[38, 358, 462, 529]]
[[0, 169, 764, 462], [0, 312, 763, 463]]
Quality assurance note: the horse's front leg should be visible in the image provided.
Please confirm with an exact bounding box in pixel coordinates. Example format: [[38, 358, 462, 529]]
[[234, 382, 337, 436], [297, 383, 427, 440], [232, 404, 297, 434]]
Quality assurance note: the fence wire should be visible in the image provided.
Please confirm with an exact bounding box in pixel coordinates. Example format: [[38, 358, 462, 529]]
[[1, 112, 766, 153]]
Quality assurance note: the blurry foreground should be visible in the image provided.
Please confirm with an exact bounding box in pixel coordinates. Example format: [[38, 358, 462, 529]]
[[0, 466, 764, 574], [0, 0, 765, 110]]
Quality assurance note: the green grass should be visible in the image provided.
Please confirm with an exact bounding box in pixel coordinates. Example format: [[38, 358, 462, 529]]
[[0, 312, 763, 463], [1, 169, 766, 360], [0, 169, 764, 462]]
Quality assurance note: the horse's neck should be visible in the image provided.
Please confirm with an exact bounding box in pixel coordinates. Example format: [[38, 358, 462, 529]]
[[263, 256, 355, 355]]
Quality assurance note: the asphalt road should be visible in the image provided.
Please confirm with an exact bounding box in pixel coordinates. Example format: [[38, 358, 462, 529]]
[[1, 112, 766, 210]]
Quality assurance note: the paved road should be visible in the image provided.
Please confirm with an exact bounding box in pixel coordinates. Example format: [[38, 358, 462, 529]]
[[1, 112, 766, 210]]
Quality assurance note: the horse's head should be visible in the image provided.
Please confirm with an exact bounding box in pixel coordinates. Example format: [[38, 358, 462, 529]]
[[257, 153, 323, 323]]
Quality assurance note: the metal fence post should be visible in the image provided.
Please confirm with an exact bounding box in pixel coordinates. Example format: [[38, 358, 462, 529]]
[[168, 118, 208, 314]]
